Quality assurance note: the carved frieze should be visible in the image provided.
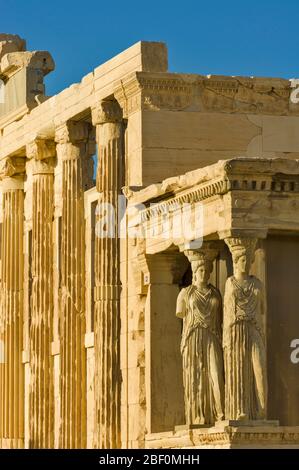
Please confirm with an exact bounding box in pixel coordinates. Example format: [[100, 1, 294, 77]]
[[114, 72, 195, 116], [115, 72, 296, 116], [126, 158, 299, 255]]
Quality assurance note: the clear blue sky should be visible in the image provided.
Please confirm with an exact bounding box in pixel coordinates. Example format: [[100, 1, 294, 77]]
[[1, 0, 299, 96]]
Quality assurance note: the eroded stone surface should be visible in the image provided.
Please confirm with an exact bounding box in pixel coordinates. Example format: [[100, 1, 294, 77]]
[[0, 33, 25, 61], [0, 35, 299, 450]]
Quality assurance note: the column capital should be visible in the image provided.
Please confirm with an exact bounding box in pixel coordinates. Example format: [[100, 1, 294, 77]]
[[91, 100, 122, 126], [218, 228, 268, 240], [0, 156, 25, 181], [26, 137, 56, 161], [182, 241, 219, 267], [32, 159, 55, 176], [55, 120, 90, 144], [138, 252, 188, 285], [224, 236, 257, 266]]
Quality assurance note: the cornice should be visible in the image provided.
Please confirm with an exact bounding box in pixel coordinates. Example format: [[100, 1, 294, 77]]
[[115, 72, 299, 116], [126, 158, 299, 223], [114, 72, 196, 115]]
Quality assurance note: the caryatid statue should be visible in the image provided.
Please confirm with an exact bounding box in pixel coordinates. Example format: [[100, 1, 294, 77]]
[[176, 247, 225, 426], [224, 237, 267, 421]]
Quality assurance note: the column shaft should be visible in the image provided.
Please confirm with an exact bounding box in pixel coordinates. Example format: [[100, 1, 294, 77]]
[[55, 122, 89, 448], [92, 101, 123, 449], [27, 141, 55, 448], [0, 164, 25, 448]]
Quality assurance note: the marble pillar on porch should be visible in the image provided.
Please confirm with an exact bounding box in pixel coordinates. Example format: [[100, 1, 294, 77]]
[[92, 100, 124, 449], [26, 138, 56, 448], [0, 156, 25, 448], [55, 121, 91, 448]]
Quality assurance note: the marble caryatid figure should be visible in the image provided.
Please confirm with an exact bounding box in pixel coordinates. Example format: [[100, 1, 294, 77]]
[[224, 237, 267, 421], [176, 248, 224, 426]]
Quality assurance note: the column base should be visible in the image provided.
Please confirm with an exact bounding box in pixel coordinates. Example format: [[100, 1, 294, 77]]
[[0, 438, 24, 449], [145, 422, 299, 449], [214, 419, 280, 427], [175, 424, 211, 431]]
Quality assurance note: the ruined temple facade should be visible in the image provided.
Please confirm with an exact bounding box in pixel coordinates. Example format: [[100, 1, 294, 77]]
[[1, 33, 299, 449]]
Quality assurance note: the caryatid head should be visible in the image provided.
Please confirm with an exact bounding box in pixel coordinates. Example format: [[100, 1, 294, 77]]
[[225, 237, 257, 277], [184, 245, 218, 287]]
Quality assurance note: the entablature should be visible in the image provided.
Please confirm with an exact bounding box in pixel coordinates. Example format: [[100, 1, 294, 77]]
[[126, 157, 299, 254]]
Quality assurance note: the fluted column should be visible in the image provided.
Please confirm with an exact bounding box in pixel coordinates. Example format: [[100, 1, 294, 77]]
[[0, 157, 25, 448], [26, 139, 56, 448], [55, 121, 90, 448], [92, 100, 124, 449]]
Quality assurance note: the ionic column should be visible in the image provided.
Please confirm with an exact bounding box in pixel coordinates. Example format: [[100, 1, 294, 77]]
[[26, 139, 56, 448], [55, 121, 90, 448], [91, 100, 124, 449], [0, 157, 25, 448]]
